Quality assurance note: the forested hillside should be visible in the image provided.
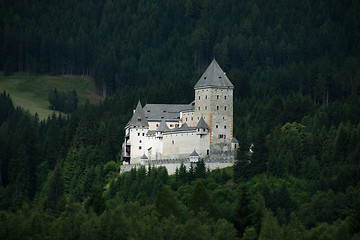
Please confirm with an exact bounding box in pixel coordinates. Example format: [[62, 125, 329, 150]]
[[1, 0, 360, 239]]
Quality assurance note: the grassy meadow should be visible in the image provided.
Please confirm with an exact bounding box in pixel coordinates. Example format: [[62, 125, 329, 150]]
[[0, 73, 101, 119]]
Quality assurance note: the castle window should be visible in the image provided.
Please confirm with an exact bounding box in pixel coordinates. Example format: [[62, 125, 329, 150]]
[[138, 133, 140, 136], [156, 124, 159, 127], [225, 96, 227, 100], [191, 117, 193, 120], [216, 125, 218, 128], [205, 106, 207, 110], [217, 95, 219, 99], [198, 107, 200, 110], [199, 96, 200, 100], [138, 118, 141, 122], [224, 106, 227, 110], [205, 95, 207, 99], [139, 140, 142, 143], [139, 146, 142, 150], [186, 118, 187, 121], [217, 106, 219, 110], [170, 124, 173, 127], [142, 133, 145, 136], [172, 140, 174, 144], [224, 125, 227, 129]]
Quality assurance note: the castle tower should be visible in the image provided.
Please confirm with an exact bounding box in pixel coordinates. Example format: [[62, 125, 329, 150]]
[[194, 59, 234, 145], [123, 101, 149, 163]]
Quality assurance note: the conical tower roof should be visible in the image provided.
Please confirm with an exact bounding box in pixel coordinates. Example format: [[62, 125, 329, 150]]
[[190, 150, 199, 157], [194, 59, 233, 89], [196, 117, 209, 129], [156, 119, 169, 132], [127, 101, 149, 127]]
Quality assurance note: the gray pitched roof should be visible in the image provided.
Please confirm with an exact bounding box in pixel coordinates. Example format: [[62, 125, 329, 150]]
[[144, 104, 194, 121], [194, 59, 234, 89], [141, 154, 148, 160], [156, 119, 169, 132], [196, 117, 209, 129], [231, 137, 239, 143], [190, 150, 199, 157], [127, 101, 149, 127]]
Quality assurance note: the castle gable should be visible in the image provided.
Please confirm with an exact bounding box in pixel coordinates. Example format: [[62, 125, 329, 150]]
[[194, 59, 234, 89]]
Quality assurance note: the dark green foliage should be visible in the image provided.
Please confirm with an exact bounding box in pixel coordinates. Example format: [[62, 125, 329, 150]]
[[155, 186, 179, 219], [189, 181, 218, 219], [48, 88, 78, 113]]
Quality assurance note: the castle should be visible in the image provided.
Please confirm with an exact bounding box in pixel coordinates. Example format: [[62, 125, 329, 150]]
[[122, 59, 238, 165]]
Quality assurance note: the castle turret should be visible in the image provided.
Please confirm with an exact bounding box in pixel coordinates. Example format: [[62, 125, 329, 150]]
[[194, 59, 234, 145]]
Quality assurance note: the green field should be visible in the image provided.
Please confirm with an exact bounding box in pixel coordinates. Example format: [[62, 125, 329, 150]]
[[0, 73, 101, 119]]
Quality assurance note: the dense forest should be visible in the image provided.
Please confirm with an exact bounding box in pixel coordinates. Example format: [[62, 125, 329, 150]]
[[1, 0, 360, 239]]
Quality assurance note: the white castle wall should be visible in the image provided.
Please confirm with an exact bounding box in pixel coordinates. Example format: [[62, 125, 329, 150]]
[[162, 130, 210, 159]]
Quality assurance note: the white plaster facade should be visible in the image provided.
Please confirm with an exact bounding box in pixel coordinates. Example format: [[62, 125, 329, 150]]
[[122, 59, 236, 164]]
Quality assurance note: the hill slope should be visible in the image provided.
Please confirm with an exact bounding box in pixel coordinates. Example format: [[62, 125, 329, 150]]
[[0, 73, 101, 119]]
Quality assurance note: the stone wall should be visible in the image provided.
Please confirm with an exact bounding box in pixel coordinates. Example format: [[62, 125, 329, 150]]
[[119, 158, 234, 175]]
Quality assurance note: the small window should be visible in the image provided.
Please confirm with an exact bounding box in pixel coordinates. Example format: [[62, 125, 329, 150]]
[[224, 96, 227, 100], [217, 106, 219, 110], [205, 106, 207, 110], [224, 125, 227, 129], [138, 133, 140, 136], [217, 95, 219, 99], [205, 95, 207, 99], [224, 106, 227, 110], [216, 125, 218, 128], [198, 107, 200, 110], [156, 124, 159, 127], [170, 124, 174, 127], [199, 96, 200, 100], [138, 118, 141, 122], [172, 140, 174, 144], [139, 146, 142, 150], [186, 118, 188, 121], [139, 140, 142, 143], [142, 133, 145, 136], [191, 117, 193, 120]]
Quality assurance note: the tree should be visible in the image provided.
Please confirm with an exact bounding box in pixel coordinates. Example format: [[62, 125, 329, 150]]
[[155, 186, 179, 219], [189, 181, 218, 219], [258, 209, 283, 240]]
